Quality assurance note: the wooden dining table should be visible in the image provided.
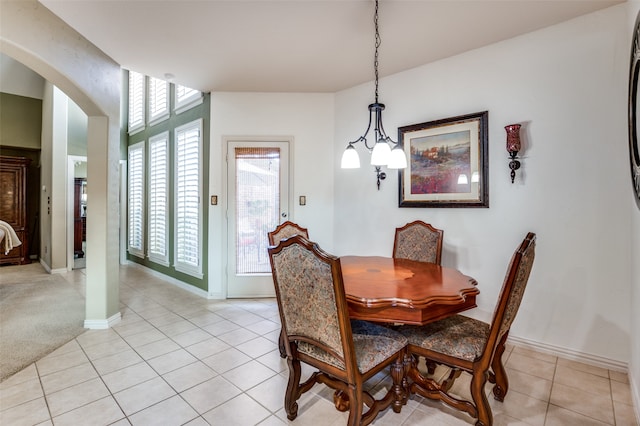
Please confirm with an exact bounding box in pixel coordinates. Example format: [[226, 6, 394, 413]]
[[330, 255, 480, 413], [340, 255, 480, 325]]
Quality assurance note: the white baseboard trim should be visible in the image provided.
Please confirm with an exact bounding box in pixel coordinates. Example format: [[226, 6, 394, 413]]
[[630, 361, 640, 425], [508, 335, 628, 372], [38, 258, 66, 274], [126, 261, 211, 299], [84, 312, 122, 330]]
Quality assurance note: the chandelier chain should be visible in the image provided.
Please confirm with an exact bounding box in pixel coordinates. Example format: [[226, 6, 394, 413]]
[[374, 0, 380, 104]]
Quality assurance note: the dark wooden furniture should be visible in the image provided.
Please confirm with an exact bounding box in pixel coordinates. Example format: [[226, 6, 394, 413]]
[[340, 256, 479, 325], [399, 233, 536, 426], [268, 236, 408, 425], [0, 156, 30, 265], [393, 220, 444, 265], [267, 220, 309, 246], [267, 220, 310, 358], [73, 178, 85, 258]]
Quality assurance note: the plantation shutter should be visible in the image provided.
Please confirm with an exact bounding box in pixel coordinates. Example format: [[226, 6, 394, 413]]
[[148, 77, 169, 124], [128, 71, 145, 134], [175, 84, 202, 113], [174, 119, 202, 277], [148, 132, 169, 265], [127, 142, 145, 257]]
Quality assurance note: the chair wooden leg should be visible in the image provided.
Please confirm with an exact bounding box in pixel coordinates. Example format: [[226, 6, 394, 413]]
[[490, 332, 509, 402], [346, 386, 364, 426], [441, 367, 463, 392], [470, 370, 491, 426], [278, 328, 287, 358], [284, 357, 301, 420]]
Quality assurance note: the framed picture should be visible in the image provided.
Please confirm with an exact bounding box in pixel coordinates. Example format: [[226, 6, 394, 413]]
[[628, 11, 640, 207], [398, 111, 489, 208]]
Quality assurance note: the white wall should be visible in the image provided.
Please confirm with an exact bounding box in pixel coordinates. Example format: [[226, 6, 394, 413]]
[[208, 92, 335, 298], [631, 191, 640, 419], [0, 53, 44, 99], [40, 83, 71, 272], [335, 4, 631, 367]]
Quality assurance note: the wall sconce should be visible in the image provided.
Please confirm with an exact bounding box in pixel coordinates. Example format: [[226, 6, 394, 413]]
[[505, 123, 522, 183]]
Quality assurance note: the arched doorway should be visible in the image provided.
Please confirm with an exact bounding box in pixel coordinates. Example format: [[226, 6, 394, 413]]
[[1, 0, 121, 328]]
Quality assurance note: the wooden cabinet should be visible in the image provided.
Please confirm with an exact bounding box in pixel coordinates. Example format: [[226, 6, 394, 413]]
[[0, 156, 31, 265], [74, 178, 85, 258]]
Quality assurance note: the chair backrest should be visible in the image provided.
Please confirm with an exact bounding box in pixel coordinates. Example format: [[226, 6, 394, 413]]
[[268, 235, 355, 374], [483, 232, 536, 363], [267, 221, 309, 246], [393, 220, 444, 265]]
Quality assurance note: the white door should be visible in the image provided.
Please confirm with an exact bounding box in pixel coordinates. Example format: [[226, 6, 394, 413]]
[[226, 140, 290, 297]]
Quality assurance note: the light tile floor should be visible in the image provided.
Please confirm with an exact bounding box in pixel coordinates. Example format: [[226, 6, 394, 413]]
[[1, 264, 638, 425]]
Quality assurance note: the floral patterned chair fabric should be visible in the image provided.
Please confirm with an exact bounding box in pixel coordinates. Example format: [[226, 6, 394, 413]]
[[267, 221, 309, 246], [393, 220, 444, 265], [268, 235, 408, 425], [399, 232, 536, 426], [267, 221, 310, 358], [399, 315, 489, 362]]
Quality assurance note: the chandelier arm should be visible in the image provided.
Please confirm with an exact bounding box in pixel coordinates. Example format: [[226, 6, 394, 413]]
[[376, 119, 398, 146], [341, 0, 407, 186], [348, 109, 376, 150]]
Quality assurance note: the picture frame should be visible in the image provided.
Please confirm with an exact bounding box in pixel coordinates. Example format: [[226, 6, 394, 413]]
[[628, 11, 640, 207], [398, 111, 489, 208]]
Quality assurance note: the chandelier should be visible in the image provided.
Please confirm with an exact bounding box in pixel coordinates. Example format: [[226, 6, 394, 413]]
[[340, 0, 407, 190]]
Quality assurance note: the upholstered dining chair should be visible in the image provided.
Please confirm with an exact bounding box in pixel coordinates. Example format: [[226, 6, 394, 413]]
[[267, 221, 310, 357], [393, 220, 444, 265], [268, 235, 408, 426], [267, 220, 309, 246], [398, 232, 536, 426]]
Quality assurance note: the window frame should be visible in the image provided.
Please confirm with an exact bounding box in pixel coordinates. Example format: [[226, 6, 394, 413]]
[[173, 119, 203, 278]]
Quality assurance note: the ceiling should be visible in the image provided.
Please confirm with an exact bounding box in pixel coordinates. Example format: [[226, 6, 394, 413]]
[[39, 0, 624, 93]]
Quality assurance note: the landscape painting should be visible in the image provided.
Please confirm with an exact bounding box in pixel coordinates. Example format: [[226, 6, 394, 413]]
[[398, 111, 489, 208]]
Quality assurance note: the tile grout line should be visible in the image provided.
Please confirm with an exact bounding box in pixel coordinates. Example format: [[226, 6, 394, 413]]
[[108, 301, 206, 423], [34, 360, 54, 423]]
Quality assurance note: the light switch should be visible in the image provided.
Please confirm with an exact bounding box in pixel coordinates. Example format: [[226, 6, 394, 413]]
[[299, 196, 306, 206], [211, 195, 218, 205]]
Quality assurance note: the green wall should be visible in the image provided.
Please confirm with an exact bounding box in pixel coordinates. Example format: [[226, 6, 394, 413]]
[[125, 75, 211, 292], [0, 92, 42, 149]]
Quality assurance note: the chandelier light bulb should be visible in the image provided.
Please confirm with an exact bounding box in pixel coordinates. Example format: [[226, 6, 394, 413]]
[[388, 146, 407, 169], [341, 145, 361, 169], [370, 141, 391, 166]]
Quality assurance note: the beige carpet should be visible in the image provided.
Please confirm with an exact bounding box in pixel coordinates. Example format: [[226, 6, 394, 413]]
[[0, 263, 86, 382]]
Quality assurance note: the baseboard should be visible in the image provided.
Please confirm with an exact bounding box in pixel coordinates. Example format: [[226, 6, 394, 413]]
[[38, 258, 67, 274], [508, 335, 628, 372], [39, 258, 51, 272], [630, 361, 640, 424], [126, 261, 211, 299], [84, 311, 122, 330]]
